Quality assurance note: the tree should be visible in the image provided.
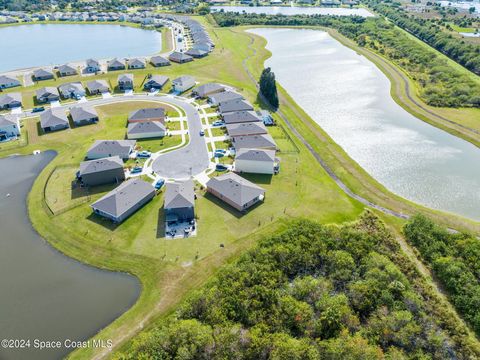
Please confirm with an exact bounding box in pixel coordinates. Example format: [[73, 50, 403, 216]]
[[259, 67, 279, 109]]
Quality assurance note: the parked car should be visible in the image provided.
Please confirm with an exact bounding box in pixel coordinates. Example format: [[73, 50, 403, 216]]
[[32, 107, 45, 113], [130, 166, 142, 174], [137, 151, 151, 158], [215, 164, 228, 172], [215, 149, 226, 154], [214, 152, 224, 158], [199, 130, 205, 136], [155, 179, 165, 190], [212, 120, 225, 127]]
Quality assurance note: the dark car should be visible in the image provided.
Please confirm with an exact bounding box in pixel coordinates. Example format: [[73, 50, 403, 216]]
[[32, 107, 45, 113], [215, 164, 228, 172]]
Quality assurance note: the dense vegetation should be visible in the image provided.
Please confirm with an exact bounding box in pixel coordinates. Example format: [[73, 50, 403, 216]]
[[213, 12, 480, 108], [364, 0, 480, 75], [404, 215, 480, 337], [259, 67, 279, 109], [116, 212, 480, 359]]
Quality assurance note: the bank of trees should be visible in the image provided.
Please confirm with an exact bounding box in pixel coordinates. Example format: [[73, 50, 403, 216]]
[[212, 12, 480, 108], [116, 212, 480, 360], [404, 215, 480, 336]]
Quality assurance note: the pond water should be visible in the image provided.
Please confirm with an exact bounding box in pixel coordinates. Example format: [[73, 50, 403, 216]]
[[212, 5, 374, 16], [249, 28, 480, 221], [0, 151, 140, 360], [0, 24, 162, 72]]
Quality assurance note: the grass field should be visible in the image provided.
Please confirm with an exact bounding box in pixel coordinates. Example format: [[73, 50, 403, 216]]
[[0, 15, 479, 360]]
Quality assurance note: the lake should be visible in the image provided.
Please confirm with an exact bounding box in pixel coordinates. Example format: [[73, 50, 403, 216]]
[[249, 28, 480, 221], [212, 5, 374, 16], [0, 152, 140, 360], [0, 24, 162, 73]]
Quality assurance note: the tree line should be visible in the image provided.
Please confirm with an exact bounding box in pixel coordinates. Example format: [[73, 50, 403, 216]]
[[212, 12, 480, 108], [115, 212, 480, 359]]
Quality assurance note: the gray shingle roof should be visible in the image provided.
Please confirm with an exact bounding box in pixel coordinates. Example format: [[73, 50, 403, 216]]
[[226, 122, 267, 137], [70, 105, 98, 123], [164, 180, 195, 209], [150, 55, 170, 66], [193, 83, 225, 98], [0, 92, 22, 107], [128, 108, 165, 121], [127, 121, 165, 135], [108, 58, 126, 68], [58, 82, 85, 96], [232, 134, 277, 150], [36, 86, 59, 99], [118, 73, 133, 82], [79, 155, 123, 176], [0, 74, 20, 86], [128, 58, 146, 67], [91, 178, 155, 218], [145, 75, 169, 88], [168, 51, 193, 62], [0, 114, 18, 127], [58, 64, 77, 74], [86, 58, 100, 67], [219, 99, 253, 114], [236, 148, 276, 162], [208, 91, 243, 104], [206, 173, 265, 208], [86, 79, 109, 93], [172, 75, 195, 87], [223, 111, 262, 124], [87, 140, 136, 157], [40, 108, 69, 128], [33, 68, 54, 78]]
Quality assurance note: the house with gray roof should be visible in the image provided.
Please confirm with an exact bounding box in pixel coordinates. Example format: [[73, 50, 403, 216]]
[[33, 68, 54, 81], [222, 110, 262, 124], [0, 114, 20, 140], [144, 75, 169, 90], [86, 79, 110, 95], [206, 172, 265, 212], [118, 73, 134, 90], [219, 99, 253, 114], [0, 92, 22, 109], [86, 140, 136, 160], [172, 75, 195, 93], [226, 122, 267, 137], [58, 64, 78, 77], [128, 107, 165, 123], [36, 87, 60, 103], [40, 108, 70, 132], [77, 155, 125, 187], [128, 58, 146, 69], [107, 58, 126, 71], [58, 82, 86, 99], [185, 48, 208, 58], [168, 51, 193, 64], [85, 58, 101, 73], [164, 179, 195, 224], [192, 83, 225, 98], [232, 134, 277, 151], [150, 55, 170, 67], [208, 91, 243, 106], [127, 121, 166, 139], [91, 178, 155, 223], [70, 105, 99, 126], [0, 74, 21, 89], [234, 148, 276, 175]]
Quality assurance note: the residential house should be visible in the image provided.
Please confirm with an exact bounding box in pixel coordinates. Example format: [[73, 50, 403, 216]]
[[208, 91, 244, 106], [168, 51, 193, 64], [234, 148, 276, 175], [36, 87, 60, 103], [91, 178, 155, 223], [150, 55, 170, 67], [185, 48, 208, 58], [206, 172, 265, 211], [0, 92, 22, 109], [58, 64, 78, 77], [219, 99, 253, 114], [128, 108, 165, 123], [192, 83, 225, 98], [58, 82, 86, 99], [127, 121, 166, 139], [222, 110, 262, 124], [164, 180, 195, 224], [0, 74, 21, 89], [70, 105, 99, 126], [107, 58, 126, 71], [33, 68, 54, 81], [118, 74, 134, 90], [144, 75, 169, 91], [77, 155, 125, 186], [232, 134, 277, 151], [0, 114, 20, 140], [86, 140, 136, 160], [128, 58, 146, 69], [226, 122, 267, 137], [85, 58, 101, 73], [40, 108, 70, 132], [172, 76, 195, 93], [86, 79, 110, 95]]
